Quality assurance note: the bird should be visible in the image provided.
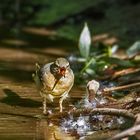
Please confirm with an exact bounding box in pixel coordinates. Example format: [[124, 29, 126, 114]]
[[32, 58, 74, 114]]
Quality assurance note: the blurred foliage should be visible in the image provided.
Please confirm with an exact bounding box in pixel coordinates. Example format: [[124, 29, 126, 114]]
[[0, 0, 103, 26], [0, 0, 140, 43], [31, 0, 104, 25], [0, 0, 105, 40], [0, 0, 45, 26]]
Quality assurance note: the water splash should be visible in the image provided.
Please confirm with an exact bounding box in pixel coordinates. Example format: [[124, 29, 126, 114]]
[[60, 114, 126, 139], [61, 115, 92, 137]]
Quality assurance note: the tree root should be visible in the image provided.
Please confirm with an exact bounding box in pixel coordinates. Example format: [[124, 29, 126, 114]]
[[48, 108, 136, 121]]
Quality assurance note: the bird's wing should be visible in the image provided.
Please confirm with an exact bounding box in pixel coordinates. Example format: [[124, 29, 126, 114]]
[[39, 62, 55, 90]]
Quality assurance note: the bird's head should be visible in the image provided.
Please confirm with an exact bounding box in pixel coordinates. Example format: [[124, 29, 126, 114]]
[[51, 58, 70, 77]]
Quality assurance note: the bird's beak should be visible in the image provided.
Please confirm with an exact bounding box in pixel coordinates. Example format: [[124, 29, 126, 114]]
[[59, 67, 66, 77]]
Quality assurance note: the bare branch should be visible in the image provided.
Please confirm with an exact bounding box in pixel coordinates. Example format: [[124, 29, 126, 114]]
[[48, 108, 136, 121], [111, 68, 140, 79], [110, 124, 140, 140], [103, 82, 140, 93]]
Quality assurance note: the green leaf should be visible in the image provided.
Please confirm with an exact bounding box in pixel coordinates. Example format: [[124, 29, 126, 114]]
[[104, 57, 134, 67], [80, 57, 95, 73], [85, 68, 95, 75], [127, 41, 140, 57], [79, 23, 91, 59]]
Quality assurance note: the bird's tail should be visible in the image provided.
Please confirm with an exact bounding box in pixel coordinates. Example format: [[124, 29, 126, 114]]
[[32, 63, 41, 89]]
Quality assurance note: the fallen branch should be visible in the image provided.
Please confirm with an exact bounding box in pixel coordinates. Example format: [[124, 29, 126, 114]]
[[111, 68, 140, 79], [103, 82, 140, 93], [48, 108, 136, 121], [110, 124, 140, 140]]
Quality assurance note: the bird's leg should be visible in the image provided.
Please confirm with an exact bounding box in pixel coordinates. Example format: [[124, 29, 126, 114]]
[[43, 97, 47, 114], [59, 98, 63, 112], [59, 92, 68, 112]]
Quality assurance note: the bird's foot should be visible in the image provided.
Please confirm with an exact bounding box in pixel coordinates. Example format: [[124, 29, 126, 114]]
[[43, 110, 49, 116], [68, 104, 77, 112], [43, 109, 52, 116]]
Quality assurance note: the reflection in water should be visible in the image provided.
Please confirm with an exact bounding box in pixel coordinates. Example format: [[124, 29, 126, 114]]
[[35, 119, 74, 140], [60, 114, 126, 139], [61, 115, 92, 139]]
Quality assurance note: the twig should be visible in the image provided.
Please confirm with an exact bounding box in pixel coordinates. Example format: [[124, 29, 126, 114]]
[[47, 108, 136, 121], [97, 97, 140, 110], [124, 98, 140, 109], [111, 68, 140, 79], [109, 124, 140, 140], [103, 82, 140, 93]]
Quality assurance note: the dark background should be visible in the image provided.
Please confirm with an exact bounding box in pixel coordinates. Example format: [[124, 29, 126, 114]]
[[0, 0, 140, 47]]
